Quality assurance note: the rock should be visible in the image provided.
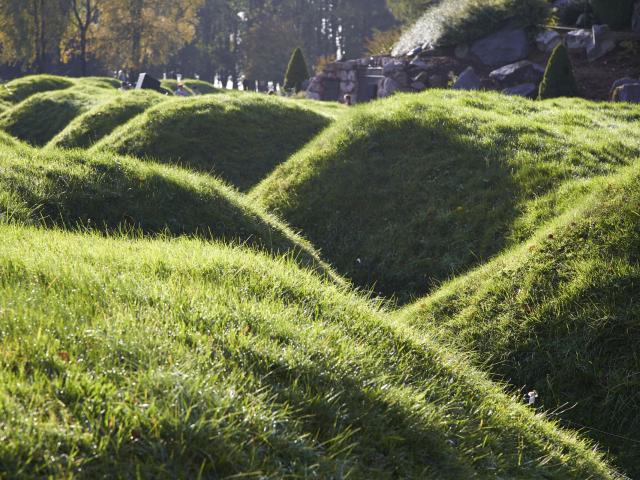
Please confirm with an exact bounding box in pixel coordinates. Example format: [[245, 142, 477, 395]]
[[470, 27, 529, 67], [565, 29, 592, 52], [455, 44, 470, 59], [610, 77, 637, 98], [340, 81, 356, 94], [634, 1, 640, 33], [453, 66, 481, 90], [536, 30, 562, 53], [612, 83, 640, 102], [587, 25, 616, 62], [409, 59, 430, 71], [408, 46, 423, 57], [489, 61, 545, 87], [382, 60, 405, 76], [389, 70, 410, 88], [428, 74, 448, 88], [411, 81, 427, 91], [502, 83, 538, 98], [413, 72, 430, 84], [378, 77, 400, 98], [306, 91, 321, 101]]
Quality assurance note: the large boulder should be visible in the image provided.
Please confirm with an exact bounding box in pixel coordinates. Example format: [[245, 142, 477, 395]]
[[609, 77, 637, 99], [470, 27, 529, 67], [502, 83, 538, 98], [536, 30, 562, 53], [489, 61, 545, 87], [612, 83, 640, 103], [382, 60, 406, 76], [453, 66, 481, 90], [587, 25, 616, 62], [378, 77, 401, 98], [565, 29, 592, 52]]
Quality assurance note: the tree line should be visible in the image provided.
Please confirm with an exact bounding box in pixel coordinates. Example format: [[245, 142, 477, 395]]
[[0, 0, 429, 82]]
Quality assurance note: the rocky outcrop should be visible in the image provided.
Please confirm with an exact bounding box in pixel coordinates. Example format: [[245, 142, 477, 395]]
[[587, 25, 616, 62], [470, 27, 529, 67], [503, 83, 538, 98], [536, 30, 562, 53], [565, 29, 592, 52], [489, 61, 545, 87], [610, 77, 638, 98], [612, 83, 640, 103]]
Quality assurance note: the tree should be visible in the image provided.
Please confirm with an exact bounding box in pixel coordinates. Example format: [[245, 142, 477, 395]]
[[0, 0, 69, 72], [283, 47, 309, 92], [94, 0, 202, 74], [538, 44, 579, 100], [65, 0, 100, 75]]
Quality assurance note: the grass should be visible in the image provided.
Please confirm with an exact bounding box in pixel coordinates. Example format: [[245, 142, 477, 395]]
[[48, 90, 169, 149], [0, 222, 621, 479], [392, 0, 549, 55], [0, 87, 114, 146], [94, 93, 335, 191], [251, 89, 640, 302], [0, 140, 334, 278], [398, 163, 640, 478], [161, 78, 219, 94], [0, 74, 75, 104]]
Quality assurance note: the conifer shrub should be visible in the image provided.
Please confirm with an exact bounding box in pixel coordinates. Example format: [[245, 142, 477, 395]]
[[590, 0, 634, 29], [538, 44, 579, 100], [284, 47, 310, 93]]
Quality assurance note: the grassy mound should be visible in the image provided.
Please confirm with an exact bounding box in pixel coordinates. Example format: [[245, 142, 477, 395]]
[[0, 88, 113, 146], [48, 90, 168, 149], [0, 74, 75, 104], [161, 78, 219, 94], [74, 76, 121, 90], [0, 141, 333, 278], [400, 163, 640, 477], [251, 90, 640, 301], [0, 222, 619, 478], [95, 93, 333, 191], [393, 0, 549, 55]]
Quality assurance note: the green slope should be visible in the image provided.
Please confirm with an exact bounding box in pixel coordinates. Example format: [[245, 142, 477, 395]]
[[48, 90, 168, 149], [94, 93, 334, 191], [251, 90, 640, 302], [0, 223, 620, 479], [0, 74, 75, 104], [0, 88, 113, 146], [399, 163, 640, 478], [161, 78, 219, 94], [0, 141, 333, 278]]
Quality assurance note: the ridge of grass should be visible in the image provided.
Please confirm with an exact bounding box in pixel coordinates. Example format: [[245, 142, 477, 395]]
[[161, 78, 219, 94], [94, 93, 335, 191], [0, 88, 114, 146], [399, 163, 640, 478], [0, 141, 335, 279], [251, 90, 640, 302], [0, 222, 621, 479], [0, 74, 75, 104], [48, 90, 169, 149]]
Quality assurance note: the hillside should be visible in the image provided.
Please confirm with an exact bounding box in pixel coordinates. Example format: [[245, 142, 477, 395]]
[[0, 74, 76, 104], [251, 90, 640, 302], [0, 222, 620, 479], [399, 163, 640, 477], [48, 90, 169, 149], [0, 86, 115, 146], [0, 140, 333, 278], [94, 93, 335, 191], [161, 78, 219, 94]]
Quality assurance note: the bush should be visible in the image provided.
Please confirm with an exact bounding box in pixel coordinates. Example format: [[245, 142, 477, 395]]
[[538, 44, 579, 100], [590, 0, 634, 29], [283, 47, 310, 93]]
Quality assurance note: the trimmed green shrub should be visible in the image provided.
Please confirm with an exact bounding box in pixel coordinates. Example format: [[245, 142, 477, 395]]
[[284, 47, 310, 93], [538, 44, 579, 100], [590, 0, 634, 29]]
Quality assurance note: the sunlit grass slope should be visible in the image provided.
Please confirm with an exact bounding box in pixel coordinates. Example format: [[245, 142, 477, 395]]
[[399, 164, 640, 477], [252, 90, 640, 301], [94, 93, 334, 191], [161, 78, 219, 94], [0, 74, 75, 104], [0, 141, 332, 277], [0, 223, 620, 479], [0, 87, 115, 146], [48, 90, 169, 149]]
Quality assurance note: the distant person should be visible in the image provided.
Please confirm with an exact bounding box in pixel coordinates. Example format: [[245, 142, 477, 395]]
[[174, 82, 190, 97], [344, 94, 352, 106]]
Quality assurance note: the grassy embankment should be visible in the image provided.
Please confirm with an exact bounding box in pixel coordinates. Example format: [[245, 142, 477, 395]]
[[0, 221, 621, 479], [399, 162, 640, 478], [252, 90, 640, 302], [94, 93, 339, 191]]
